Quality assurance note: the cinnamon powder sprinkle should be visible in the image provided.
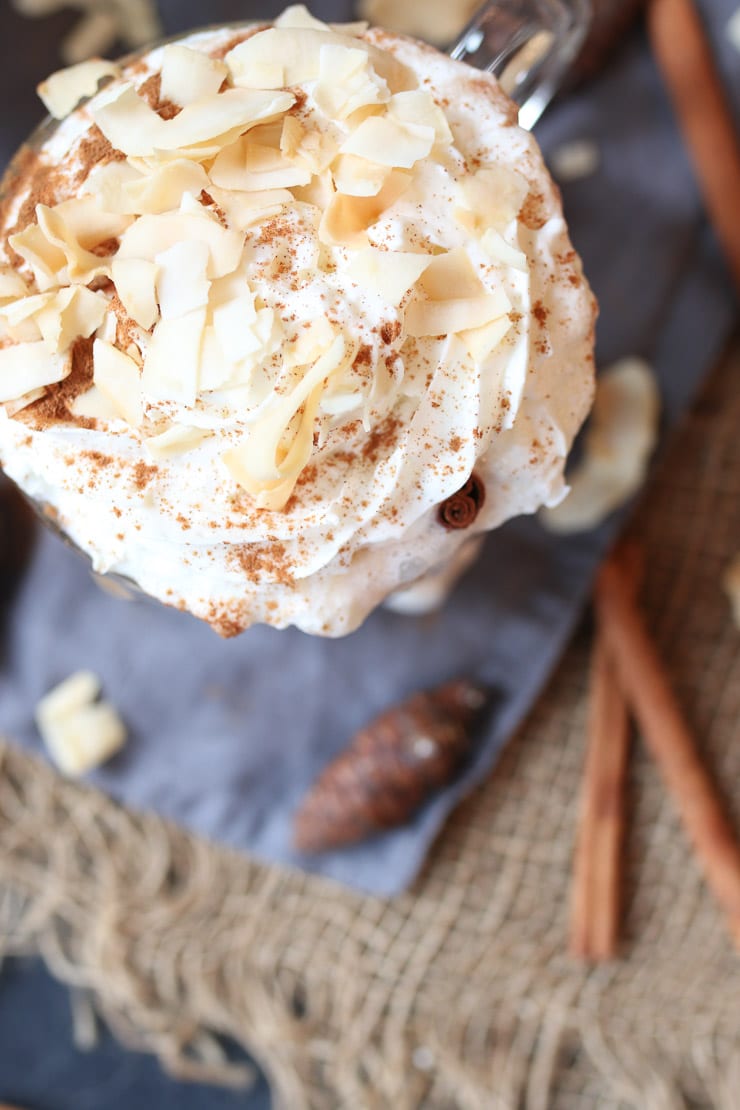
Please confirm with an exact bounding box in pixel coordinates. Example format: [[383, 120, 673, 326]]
[[230, 542, 295, 587], [132, 462, 159, 489], [20, 337, 95, 430]]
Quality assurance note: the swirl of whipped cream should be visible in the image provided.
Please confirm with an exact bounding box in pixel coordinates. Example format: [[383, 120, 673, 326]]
[[0, 6, 596, 636]]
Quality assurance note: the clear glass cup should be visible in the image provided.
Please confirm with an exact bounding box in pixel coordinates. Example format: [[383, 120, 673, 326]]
[[1, 1, 592, 613]]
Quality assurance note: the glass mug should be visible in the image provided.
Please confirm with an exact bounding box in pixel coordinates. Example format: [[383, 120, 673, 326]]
[[0, 0, 591, 615]]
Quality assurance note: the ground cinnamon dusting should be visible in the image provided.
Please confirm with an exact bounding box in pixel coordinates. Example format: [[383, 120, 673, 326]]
[[230, 542, 295, 586], [533, 300, 549, 326], [20, 337, 96, 430], [380, 321, 401, 344], [133, 462, 159, 489], [362, 416, 400, 463], [137, 74, 181, 119]]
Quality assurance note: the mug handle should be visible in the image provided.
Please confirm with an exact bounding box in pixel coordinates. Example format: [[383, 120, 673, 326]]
[[449, 0, 592, 130]]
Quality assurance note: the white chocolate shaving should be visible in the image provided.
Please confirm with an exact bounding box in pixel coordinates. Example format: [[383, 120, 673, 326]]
[[93, 338, 143, 426], [542, 358, 660, 533], [111, 258, 159, 330], [35, 670, 126, 777], [38, 59, 120, 120], [160, 45, 228, 108], [0, 341, 68, 403]]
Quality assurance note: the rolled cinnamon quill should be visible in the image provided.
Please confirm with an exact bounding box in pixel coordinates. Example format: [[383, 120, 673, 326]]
[[595, 555, 740, 944], [649, 0, 740, 295]]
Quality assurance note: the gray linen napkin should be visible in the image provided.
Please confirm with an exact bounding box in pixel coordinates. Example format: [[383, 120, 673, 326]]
[[0, 1, 736, 894]]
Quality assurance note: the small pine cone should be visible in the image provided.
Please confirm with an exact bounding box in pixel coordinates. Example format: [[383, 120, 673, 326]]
[[293, 680, 490, 854]]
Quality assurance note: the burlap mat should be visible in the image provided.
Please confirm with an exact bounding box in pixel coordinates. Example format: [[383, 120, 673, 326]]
[[0, 338, 739, 1108]]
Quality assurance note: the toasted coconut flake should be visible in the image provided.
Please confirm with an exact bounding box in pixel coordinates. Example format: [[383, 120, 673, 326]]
[[480, 227, 528, 272], [275, 4, 330, 30], [35, 204, 114, 284], [226, 27, 411, 93], [71, 385, 121, 421], [34, 286, 108, 353], [340, 115, 434, 169], [117, 208, 242, 278], [459, 315, 512, 363], [206, 185, 292, 229], [0, 268, 30, 304], [92, 83, 295, 159], [111, 258, 159, 330], [141, 307, 206, 404], [118, 159, 209, 215], [223, 332, 353, 509], [210, 137, 312, 192], [0, 341, 68, 403], [387, 90, 452, 144], [457, 167, 530, 233], [332, 154, 389, 197], [542, 358, 660, 533], [404, 249, 510, 337], [346, 247, 431, 304], [93, 338, 143, 427], [38, 58, 120, 120], [319, 169, 410, 247], [313, 43, 389, 120], [145, 424, 211, 457], [160, 44, 228, 108], [155, 240, 210, 320]]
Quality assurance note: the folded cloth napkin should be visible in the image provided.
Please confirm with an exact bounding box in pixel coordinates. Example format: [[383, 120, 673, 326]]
[[0, 1, 736, 894]]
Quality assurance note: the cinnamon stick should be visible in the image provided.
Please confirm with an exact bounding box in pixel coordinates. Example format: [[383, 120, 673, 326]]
[[595, 555, 740, 944], [570, 546, 642, 961], [648, 0, 740, 295], [570, 633, 631, 961]]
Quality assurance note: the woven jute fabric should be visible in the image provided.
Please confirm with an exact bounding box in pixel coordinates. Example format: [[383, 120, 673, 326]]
[[0, 340, 739, 1109]]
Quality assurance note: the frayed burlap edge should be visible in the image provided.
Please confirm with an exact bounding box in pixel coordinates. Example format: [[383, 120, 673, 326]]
[[0, 341, 739, 1109]]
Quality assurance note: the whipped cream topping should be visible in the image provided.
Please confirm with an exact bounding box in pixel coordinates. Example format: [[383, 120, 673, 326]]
[[0, 7, 596, 636]]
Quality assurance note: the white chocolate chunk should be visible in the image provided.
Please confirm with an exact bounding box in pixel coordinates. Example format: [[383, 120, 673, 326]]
[[340, 116, 434, 169], [145, 424, 212, 457], [542, 358, 660, 533], [93, 339, 143, 427], [346, 247, 431, 304], [160, 44, 228, 108], [141, 307, 206, 404], [112, 258, 159, 330], [155, 240, 210, 320], [0, 341, 68, 402], [36, 671, 100, 723], [37, 58, 120, 120], [36, 677, 127, 776], [92, 83, 295, 159]]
